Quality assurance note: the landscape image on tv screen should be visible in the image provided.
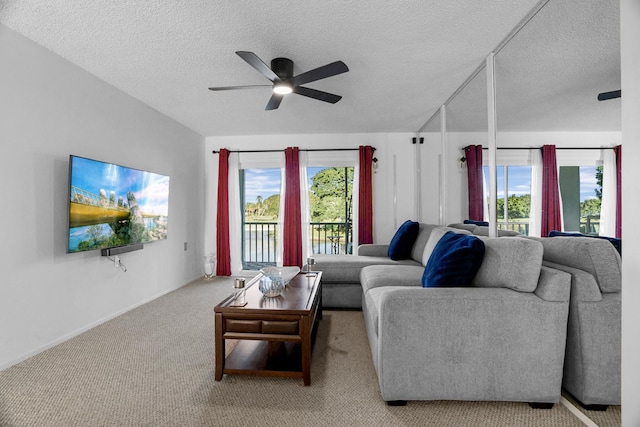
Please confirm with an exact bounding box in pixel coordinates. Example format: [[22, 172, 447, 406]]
[[68, 155, 170, 253]]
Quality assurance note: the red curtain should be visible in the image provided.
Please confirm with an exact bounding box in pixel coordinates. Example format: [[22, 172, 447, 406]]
[[215, 149, 231, 276], [283, 147, 303, 267], [358, 145, 374, 245], [465, 145, 484, 221], [541, 145, 562, 236], [614, 145, 622, 238]]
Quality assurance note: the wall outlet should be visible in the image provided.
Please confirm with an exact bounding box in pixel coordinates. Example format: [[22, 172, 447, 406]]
[[184, 242, 188, 251], [114, 256, 120, 268]]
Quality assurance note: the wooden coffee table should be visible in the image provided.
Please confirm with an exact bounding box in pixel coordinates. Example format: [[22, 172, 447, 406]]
[[214, 271, 322, 386]]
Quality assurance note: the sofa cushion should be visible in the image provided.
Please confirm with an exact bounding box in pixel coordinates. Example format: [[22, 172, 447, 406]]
[[472, 237, 543, 292], [548, 230, 622, 255], [410, 223, 443, 264], [473, 227, 521, 237], [360, 265, 425, 294], [388, 220, 419, 260], [448, 222, 478, 232], [314, 254, 420, 283], [356, 244, 389, 257], [421, 227, 472, 266], [422, 232, 485, 288], [449, 223, 521, 237], [536, 236, 621, 293]]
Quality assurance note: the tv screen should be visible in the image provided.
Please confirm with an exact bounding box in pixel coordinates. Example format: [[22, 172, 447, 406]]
[[67, 155, 170, 253]]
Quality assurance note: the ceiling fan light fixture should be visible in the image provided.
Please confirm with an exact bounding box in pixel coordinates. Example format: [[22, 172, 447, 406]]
[[273, 83, 293, 95], [209, 52, 348, 110]]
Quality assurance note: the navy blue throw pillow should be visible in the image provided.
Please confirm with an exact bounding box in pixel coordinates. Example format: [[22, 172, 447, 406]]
[[422, 231, 485, 288], [464, 219, 489, 227], [388, 220, 420, 260], [548, 230, 622, 256]]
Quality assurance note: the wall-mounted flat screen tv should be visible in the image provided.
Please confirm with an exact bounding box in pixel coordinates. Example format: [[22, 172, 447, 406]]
[[67, 155, 170, 253]]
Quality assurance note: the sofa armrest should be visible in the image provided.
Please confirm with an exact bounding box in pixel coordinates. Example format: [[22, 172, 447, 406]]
[[370, 286, 569, 402], [535, 266, 572, 302], [538, 236, 621, 293], [377, 287, 567, 316], [543, 261, 604, 302], [357, 244, 389, 257]]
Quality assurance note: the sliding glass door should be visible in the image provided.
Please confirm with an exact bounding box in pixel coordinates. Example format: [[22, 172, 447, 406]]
[[240, 168, 281, 269], [308, 166, 354, 255]]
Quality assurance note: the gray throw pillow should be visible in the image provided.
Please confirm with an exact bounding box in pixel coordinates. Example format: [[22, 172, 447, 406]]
[[421, 226, 471, 266]]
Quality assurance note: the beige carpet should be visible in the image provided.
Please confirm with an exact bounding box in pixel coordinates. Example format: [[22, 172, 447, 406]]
[[0, 277, 620, 426]]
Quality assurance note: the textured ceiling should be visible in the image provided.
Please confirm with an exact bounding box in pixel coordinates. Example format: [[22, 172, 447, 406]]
[[425, 0, 621, 133], [0, 0, 620, 136], [495, 0, 620, 132]]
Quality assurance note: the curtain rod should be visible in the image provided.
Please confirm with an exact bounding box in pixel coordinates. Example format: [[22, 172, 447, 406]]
[[211, 147, 375, 154], [478, 146, 615, 151]]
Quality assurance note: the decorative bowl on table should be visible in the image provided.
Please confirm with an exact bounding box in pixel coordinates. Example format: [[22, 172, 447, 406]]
[[258, 266, 300, 297]]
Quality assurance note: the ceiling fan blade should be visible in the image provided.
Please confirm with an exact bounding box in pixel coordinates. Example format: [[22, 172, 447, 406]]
[[293, 86, 342, 104], [236, 51, 279, 82], [208, 85, 272, 91], [265, 94, 284, 110], [597, 90, 621, 101], [292, 61, 349, 86]]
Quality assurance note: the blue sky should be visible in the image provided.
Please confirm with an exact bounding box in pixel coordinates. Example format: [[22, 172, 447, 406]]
[[243, 169, 280, 203], [579, 166, 599, 201], [71, 156, 170, 215]]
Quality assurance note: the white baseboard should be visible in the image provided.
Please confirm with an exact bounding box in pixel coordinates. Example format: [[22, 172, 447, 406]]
[[0, 284, 183, 372]]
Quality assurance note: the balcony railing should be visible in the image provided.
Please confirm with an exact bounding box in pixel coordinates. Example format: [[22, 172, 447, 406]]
[[497, 221, 529, 235], [310, 222, 352, 255], [496, 215, 601, 236], [580, 215, 600, 235], [242, 221, 352, 270], [243, 222, 278, 268]]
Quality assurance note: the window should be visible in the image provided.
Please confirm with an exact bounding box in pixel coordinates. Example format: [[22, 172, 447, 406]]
[[240, 168, 280, 269], [559, 165, 602, 235], [308, 167, 354, 254], [236, 150, 358, 270], [479, 148, 611, 237], [484, 165, 532, 235], [555, 149, 606, 236]]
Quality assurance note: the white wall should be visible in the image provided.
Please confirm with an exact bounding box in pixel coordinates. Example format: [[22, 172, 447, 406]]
[[620, 0, 640, 425], [204, 133, 439, 272], [0, 25, 205, 370], [417, 134, 445, 225]]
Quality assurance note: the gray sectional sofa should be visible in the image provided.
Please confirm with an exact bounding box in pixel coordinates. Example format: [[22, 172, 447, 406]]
[[312, 250, 420, 309], [446, 222, 522, 237], [314, 222, 518, 309], [315, 223, 462, 309], [315, 223, 573, 406], [530, 235, 622, 409]]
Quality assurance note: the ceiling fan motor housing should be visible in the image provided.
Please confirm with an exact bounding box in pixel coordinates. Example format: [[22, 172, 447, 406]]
[[271, 57, 294, 80]]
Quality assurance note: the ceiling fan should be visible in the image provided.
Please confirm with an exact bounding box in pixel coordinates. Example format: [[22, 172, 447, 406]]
[[208, 51, 349, 110]]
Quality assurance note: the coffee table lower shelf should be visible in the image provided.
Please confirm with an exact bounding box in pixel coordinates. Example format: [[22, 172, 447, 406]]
[[223, 340, 303, 379], [214, 272, 322, 386]]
